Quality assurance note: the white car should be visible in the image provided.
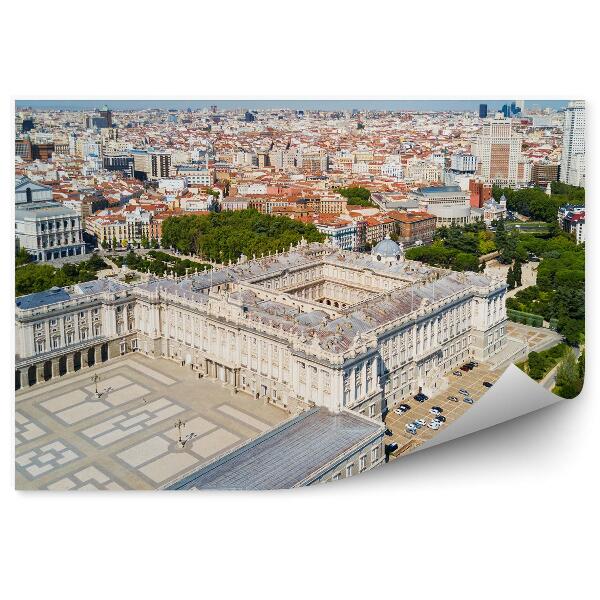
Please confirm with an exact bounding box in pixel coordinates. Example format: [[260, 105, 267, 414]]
[[427, 421, 441, 430], [405, 424, 417, 434], [393, 408, 403, 415], [415, 418, 426, 427]]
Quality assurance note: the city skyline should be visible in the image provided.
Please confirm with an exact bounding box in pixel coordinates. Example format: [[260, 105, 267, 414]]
[[16, 99, 569, 112]]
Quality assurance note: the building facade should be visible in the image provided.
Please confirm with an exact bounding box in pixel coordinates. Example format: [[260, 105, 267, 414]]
[[15, 177, 85, 261], [16, 241, 510, 425], [559, 100, 585, 188], [475, 117, 529, 186]]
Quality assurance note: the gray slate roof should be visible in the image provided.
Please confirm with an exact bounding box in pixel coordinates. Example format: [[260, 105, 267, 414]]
[[166, 408, 383, 490]]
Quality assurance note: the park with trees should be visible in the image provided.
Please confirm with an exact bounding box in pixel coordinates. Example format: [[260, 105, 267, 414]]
[[15, 254, 108, 296], [160, 209, 324, 262], [334, 186, 375, 207]]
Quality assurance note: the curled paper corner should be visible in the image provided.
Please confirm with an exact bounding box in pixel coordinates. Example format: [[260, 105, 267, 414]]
[[416, 364, 563, 453]]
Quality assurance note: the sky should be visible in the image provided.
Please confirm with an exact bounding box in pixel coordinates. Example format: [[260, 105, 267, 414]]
[[15, 99, 569, 112]]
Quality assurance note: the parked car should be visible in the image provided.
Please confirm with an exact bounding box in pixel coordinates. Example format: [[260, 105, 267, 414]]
[[385, 428, 393, 436], [483, 381, 493, 388], [429, 406, 443, 415], [433, 415, 446, 423], [459, 389, 469, 396], [453, 371, 463, 377], [415, 418, 426, 427], [460, 365, 472, 372], [463, 397, 474, 404], [427, 421, 441, 430], [447, 396, 459, 402], [398, 403, 411, 412], [393, 408, 404, 415], [413, 393, 428, 402], [405, 423, 417, 434], [412, 420, 422, 429], [385, 442, 399, 454]]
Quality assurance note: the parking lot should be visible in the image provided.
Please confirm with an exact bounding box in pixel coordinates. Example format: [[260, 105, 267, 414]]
[[384, 361, 503, 458]]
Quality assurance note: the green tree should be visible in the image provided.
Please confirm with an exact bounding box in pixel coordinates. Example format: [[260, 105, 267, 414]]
[[506, 266, 515, 290], [513, 259, 522, 287], [15, 247, 32, 267], [527, 351, 545, 380], [555, 349, 583, 398]]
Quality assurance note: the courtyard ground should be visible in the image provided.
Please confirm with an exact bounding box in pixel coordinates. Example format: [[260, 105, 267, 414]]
[[15, 354, 288, 490]]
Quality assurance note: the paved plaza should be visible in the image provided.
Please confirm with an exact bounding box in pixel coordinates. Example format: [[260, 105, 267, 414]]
[[505, 322, 563, 353], [15, 355, 288, 490], [385, 361, 503, 457]]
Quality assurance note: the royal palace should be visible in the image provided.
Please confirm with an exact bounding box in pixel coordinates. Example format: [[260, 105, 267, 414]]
[[15, 237, 511, 422]]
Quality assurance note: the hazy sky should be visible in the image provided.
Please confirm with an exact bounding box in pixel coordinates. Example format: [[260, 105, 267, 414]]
[[15, 99, 569, 112]]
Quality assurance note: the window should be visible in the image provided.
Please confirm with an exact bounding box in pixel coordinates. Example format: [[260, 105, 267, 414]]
[[35, 323, 42, 330], [52, 337, 60, 349], [371, 447, 379, 462], [50, 318, 57, 326], [332, 472, 341, 481], [346, 464, 353, 478], [359, 455, 367, 472], [368, 403, 376, 418]]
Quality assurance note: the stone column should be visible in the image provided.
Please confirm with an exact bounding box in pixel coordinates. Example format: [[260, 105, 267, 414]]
[[51, 358, 60, 379], [19, 369, 28, 389], [66, 354, 75, 373], [94, 346, 101, 364], [36, 363, 45, 384], [81, 351, 89, 368]]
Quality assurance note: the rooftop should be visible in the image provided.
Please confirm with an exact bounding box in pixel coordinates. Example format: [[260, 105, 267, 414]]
[[166, 407, 383, 490]]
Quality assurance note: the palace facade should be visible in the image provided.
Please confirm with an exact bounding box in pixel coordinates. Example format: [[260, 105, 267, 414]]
[[15, 237, 509, 420]]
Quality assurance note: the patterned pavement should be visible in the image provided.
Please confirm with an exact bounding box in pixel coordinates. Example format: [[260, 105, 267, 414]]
[[15, 355, 288, 490]]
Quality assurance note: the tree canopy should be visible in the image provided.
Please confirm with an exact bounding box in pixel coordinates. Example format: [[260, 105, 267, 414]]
[[15, 255, 108, 296], [334, 186, 374, 207], [160, 209, 325, 262]]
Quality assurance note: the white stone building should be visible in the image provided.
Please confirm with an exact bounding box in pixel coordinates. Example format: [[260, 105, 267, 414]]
[[15, 240, 511, 423], [15, 176, 86, 261]]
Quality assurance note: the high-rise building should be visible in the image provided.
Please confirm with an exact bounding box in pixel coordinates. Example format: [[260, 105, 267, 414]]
[[479, 104, 488, 118], [560, 100, 585, 188], [474, 117, 528, 186], [99, 105, 113, 128], [149, 151, 171, 180]]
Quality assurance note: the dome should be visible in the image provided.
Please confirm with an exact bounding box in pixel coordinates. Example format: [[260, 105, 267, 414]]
[[372, 234, 401, 259]]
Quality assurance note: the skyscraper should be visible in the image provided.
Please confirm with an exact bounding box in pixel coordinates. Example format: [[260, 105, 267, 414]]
[[479, 104, 488, 118], [474, 117, 528, 186], [560, 100, 585, 188]]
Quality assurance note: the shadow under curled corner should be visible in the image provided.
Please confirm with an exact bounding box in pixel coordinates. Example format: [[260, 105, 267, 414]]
[[414, 364, 564, 454]]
